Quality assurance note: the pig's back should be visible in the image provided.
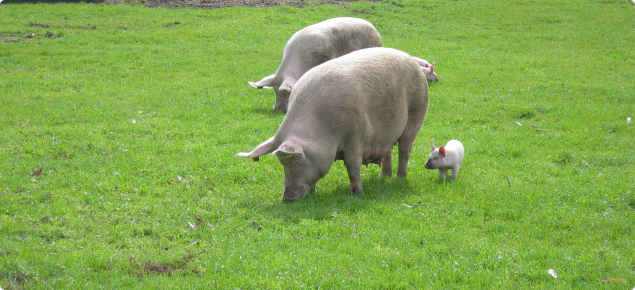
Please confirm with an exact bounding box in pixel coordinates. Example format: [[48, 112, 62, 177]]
[[281, 18, 382, 74], [446, 140, 465, 162], [284, 47, 427, 145]]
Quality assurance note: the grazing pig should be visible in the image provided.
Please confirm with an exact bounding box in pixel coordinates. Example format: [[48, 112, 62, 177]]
[[413, 57, 439, 82], [238, 47, 429, 201], [424, 140, 464, 180], [248, 17, 382, 112]]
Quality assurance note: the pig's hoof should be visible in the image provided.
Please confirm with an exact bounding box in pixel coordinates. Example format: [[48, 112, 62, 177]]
[[351, 188, 363, 197], [282, 198, 298, 203]]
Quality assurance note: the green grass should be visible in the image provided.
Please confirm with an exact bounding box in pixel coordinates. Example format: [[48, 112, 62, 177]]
[[1, 0, 634, 288]]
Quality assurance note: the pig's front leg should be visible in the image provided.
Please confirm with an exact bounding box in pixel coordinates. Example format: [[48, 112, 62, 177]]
[[438, 169, 448, 180], [343, 154, 363, 196]]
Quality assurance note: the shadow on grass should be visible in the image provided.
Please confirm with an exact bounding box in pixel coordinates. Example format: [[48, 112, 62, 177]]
[[247, 106, 285, 117], [240, 174, 418, 223]]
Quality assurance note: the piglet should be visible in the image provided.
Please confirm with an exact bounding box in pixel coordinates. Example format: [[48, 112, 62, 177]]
[[424, 140, 464, 180]]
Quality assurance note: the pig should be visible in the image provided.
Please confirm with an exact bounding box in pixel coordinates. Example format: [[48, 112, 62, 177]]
[[248, 17, 383, 112], [424, 140, 464, 180], [413, 57, 439, 82], [238, 47, 429, 201]]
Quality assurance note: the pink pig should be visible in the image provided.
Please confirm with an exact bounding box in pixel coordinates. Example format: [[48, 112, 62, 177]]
[[239, 47, 429, 201], [249, 17, 382, 112], [412, 57, 439, 82], [424, 140, 464, 180]]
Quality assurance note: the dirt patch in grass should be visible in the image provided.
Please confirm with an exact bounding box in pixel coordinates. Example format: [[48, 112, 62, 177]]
[[105, 0, 378, 9], [0, 33, 36, 43], [129, 250, 206, 276], [5, 0, 379, 9]]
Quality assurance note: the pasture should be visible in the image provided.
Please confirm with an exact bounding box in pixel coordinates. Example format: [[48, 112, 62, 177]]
[[1, 0, 634, 288]]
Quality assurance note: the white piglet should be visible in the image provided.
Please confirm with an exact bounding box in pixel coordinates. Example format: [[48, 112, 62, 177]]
[[424, 140, 464, 180]]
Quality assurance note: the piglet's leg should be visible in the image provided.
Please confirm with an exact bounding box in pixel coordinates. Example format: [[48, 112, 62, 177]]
[[439, 169, 447, 180], [381, 152, 393, 177], [450, 166, 460, 180], [343, 153, 363, 196]]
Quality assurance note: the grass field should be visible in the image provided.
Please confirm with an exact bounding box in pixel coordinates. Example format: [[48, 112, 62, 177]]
[[1, 0, 634, 288]]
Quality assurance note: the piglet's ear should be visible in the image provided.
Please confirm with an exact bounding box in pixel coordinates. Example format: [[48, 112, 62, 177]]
[[439, 146, 446, 157], [430, 140, 436, 151], [430, 62, 435, 73]]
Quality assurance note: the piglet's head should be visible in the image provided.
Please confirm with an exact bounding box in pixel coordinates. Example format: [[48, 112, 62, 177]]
[[424, 140, 446, 170]]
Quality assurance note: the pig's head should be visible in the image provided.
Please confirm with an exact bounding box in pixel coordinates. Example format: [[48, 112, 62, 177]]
[[413, 57, 439, 82], [274, 142, 326, 201], [424, 140, 446, 170], [248, 75, 296, 112], [421, 62, 439, 82], [237, 138, 325, 201]]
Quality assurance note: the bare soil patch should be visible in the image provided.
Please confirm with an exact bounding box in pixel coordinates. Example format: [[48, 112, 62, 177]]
[[105, 0, 371, 9]]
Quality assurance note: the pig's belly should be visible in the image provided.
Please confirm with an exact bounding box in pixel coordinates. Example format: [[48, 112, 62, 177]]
[[333, 146, 393, 165], [361, 146, 393, 165]]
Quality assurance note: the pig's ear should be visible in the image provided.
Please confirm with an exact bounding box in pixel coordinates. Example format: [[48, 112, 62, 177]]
[[273, 140, 305, 159], [279, 77, 296, 94], [429, 62, 435, 73], [237, 137, 277, 161], [413, 57, 428, 68], [439, 146, 446, 157], [430, 140, 436, 151], [249, 74, 275, 89]]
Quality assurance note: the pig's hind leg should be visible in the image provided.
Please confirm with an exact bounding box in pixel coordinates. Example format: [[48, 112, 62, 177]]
[[381, 152, 393, 177], [396, 124, 422, 178], [396, 103, 426, 178], [450, 166, 460, 180]]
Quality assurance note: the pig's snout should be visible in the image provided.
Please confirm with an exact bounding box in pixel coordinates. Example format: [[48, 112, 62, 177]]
[[272, 96, 290, 112], [282, 186, 309, 202], [272, 103, 287, 112]]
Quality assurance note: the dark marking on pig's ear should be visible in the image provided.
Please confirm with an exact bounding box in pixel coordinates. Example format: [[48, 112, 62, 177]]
[[439, 146, 446, 157]]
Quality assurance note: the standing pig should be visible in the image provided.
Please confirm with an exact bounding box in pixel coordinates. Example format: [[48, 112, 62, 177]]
[[238, 47, 429, 201], [248, 17, 382, 112], [424, 140, 464, 180], [413, 57, 439, 82]]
